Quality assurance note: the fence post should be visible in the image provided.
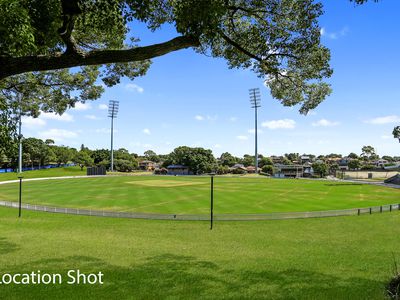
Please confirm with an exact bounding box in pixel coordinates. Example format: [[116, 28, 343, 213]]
[[380, 206, 383, 213], [390, 205, 392, 212], [358, 209, 360, 216], [369, 207, 372, 214]]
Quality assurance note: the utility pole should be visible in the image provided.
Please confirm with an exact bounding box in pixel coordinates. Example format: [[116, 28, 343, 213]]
[[249, 88, 261, 173], [108, 100, 119, 172]]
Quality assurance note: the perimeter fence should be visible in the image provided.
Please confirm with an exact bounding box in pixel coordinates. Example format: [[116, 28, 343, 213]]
[[0, 200, 399, 221]]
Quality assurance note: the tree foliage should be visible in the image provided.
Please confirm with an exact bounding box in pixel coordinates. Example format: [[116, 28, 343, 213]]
[[168, 146, 216, 174], [1, 0, 332, 114], [393, 126, 400, 143], [312, 161, 328, 177]]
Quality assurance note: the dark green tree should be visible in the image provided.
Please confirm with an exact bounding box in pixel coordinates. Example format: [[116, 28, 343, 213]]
[[169, 146, 216, 175], [1, 0, 332, 114], [393, 126, 400, 143], [348, 159, 361, 170], [312, 162, 328, 178], [73, 151, 94, 170], [219, 152, 237, 167]]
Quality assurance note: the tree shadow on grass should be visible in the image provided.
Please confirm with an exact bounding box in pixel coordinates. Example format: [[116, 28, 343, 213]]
[[1, 254, 385, 299], [324, 183, 363, 186], [0, 237, 19, 254]]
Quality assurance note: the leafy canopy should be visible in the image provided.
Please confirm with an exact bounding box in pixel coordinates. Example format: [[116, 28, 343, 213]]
[[1, 0, 332, 114]]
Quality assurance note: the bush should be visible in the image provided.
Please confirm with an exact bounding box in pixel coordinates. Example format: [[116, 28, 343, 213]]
[[154, 168, 168, 175], [262, 165, 274, 175], [232, 168, 246, 174], [216, 165, 229, 175], [361, 164, 374, 170], [114, 159, 136, 172]]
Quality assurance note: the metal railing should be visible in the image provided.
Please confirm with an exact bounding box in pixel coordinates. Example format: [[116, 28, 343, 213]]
[[0, 200, 398, 221]]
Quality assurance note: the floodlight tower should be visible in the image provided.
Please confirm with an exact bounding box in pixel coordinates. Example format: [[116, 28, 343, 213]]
[[249, 88, 261, 174], [108, 100, 119, 172]]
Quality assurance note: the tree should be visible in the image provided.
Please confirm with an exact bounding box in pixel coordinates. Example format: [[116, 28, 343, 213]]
[[73, 151, 94, 170], [242, 155, 255, 167], [1, 0, 332, 115], [393, 126, 400, 143], [262, 165, 275, 175], [361, 145, 376, 160], [312, 162, 328, 178], [23, 137, 48, 168], [219, 152, 237, 167], [348, 159, 361, 170], [348, 152, 358, 159], [258, 157, 273, 168], [143, 150, 160, 162], [53, 146, 73, 165], [281, 157, 292, 165], [284, 153, 299, 163], [114, 159, 137, 172], [169, 146, 216, 175], [91, 149, 110, 164]]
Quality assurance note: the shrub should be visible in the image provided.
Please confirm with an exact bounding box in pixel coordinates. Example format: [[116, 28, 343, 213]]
[[114, 159, 136, 172], [262, 165, 274, 175], [361, 164, 374, 170], [232, 168, 246, 174]]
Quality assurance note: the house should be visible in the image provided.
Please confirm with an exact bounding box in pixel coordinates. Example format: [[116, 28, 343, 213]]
[[374, 159, 389, 168], [300, 155, 311, 164], [167, 165, 189, 175], [246, 166, 256, 173], [303, 162, 314, 177], [139, 160, 156, 171], [337, 157, 351, 171], [270, 156, 284, 164], [274, 164, 304, 178]]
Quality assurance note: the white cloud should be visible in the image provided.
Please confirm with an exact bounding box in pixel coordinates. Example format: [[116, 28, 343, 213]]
[[130, 141, 153, 148], [72, 102, 92, 111], [248, 129, 263, 134], [312, 119, 340, 127], [95, 128, 118, 134], [38, 129, 78, 142], [214, 144, 222, 148], [125, 83, 144, 93], [40, 112, 74, 122], [206, 115, 218, 121], [381, 135, 392, 140], [229, 117, 237, 122], [365, 115, 400, 125], [237, 135, 248, 141], [195, 115, 205, 121], [142, 128, 151, 135], [22, 117, 46, 127], [98, 104, 108, 110], [261, 119, 296, 129], [320, 26, 349, 40], [85, 114, 101, 120]]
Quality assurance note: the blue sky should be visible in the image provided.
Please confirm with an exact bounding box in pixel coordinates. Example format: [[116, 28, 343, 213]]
[[22, 0, 400, 157]]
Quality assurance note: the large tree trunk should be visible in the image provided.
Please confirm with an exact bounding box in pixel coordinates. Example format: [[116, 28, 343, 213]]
[[0, 36, 199, 80]]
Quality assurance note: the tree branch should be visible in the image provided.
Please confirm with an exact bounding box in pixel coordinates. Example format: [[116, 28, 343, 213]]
[[0, 36, 200, 81]]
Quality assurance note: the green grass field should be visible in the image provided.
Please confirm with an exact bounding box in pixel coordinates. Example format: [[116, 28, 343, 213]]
[[0, 175, 399, 214], [0, 166, 86, 181], [0, 206, 399, 299]]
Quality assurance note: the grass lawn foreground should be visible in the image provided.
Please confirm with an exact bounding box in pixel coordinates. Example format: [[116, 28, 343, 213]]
[[0, 206, 399, 299]]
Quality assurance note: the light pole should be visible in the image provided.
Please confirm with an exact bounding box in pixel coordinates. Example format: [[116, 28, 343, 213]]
[[249, 88, 261, 174], [108, 100, 119, 172]]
